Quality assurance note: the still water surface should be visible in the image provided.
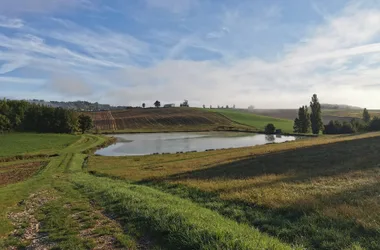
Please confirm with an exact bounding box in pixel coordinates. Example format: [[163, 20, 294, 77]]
[[96, 132, 299, 156]]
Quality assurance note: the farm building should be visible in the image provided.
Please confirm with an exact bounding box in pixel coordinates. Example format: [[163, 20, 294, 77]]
[[164, 103, 175, 108]]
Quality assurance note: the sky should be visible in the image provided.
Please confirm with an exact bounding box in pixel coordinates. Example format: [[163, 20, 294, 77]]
[[1, 0, 380, 108]]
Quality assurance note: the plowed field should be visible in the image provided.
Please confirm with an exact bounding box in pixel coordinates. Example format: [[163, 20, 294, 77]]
[[88, 108, 236, 131]]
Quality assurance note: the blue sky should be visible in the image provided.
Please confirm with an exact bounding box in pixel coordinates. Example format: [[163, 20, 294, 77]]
[[1, 0, 380, 108]]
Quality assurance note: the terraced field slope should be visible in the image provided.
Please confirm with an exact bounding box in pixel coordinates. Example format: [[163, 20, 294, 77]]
[[88, 108, 239, 132]]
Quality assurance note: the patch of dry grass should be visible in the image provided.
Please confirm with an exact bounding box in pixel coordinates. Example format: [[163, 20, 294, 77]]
[[88, 132, 380, 249]]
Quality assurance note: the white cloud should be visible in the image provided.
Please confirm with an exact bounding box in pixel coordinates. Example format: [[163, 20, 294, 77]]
[[145, 0, 197, 13], [0, 15, 23, 28], [0, 76, 45, 85], [3, 1, 380, 109], [0, 0, 93, 14], [100, 2, 380, 109]]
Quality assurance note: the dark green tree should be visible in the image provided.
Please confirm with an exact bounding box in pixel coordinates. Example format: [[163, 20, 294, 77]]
[[362, 108, 371, 123], [310, 94, 323, 134], [293, 105, 311, 133], [0, 114, 10, 133], [264, 123, 276, 134], [78, 114, 93, 134], [154, 100, 161, 108], [142, 103, 146, 108], [368, 116, 380, 131]]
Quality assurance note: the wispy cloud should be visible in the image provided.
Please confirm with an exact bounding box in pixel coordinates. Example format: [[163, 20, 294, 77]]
[[103, 2, 380, 108], [0, 0, 93, 14], [144, 0, 197, 13], [0, 15, 23, 28], [2, 1, 380, 108]]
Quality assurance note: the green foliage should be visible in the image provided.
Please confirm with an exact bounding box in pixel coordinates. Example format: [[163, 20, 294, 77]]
[[154, 100, 161, 108], [350, 118, 367, 132], [0, 99, 79, 133], [310, 94, 323, 134], [78, 114, 93, 134], [73, 174, 296, 250], [368, 116, 380, 131], [264, 123, 276, 134], [293, 106, 311, 133], [362, 108, 371, 123], [324, 120, 355, 134], [0, 114, 10, 132]]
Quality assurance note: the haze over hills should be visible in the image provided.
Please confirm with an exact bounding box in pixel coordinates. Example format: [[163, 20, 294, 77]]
[[9, 98, 366, 112]]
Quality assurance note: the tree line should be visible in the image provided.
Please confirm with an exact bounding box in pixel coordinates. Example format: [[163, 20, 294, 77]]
[[293, 95, 380, 134], [0, 99, 93, 134]]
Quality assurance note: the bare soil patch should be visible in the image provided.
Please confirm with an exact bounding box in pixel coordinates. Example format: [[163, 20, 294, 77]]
[[0, 162, 44, 186]]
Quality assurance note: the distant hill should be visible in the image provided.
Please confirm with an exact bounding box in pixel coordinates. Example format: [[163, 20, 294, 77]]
[[26, 99, 128, 111], [320, 104, 362, 110]]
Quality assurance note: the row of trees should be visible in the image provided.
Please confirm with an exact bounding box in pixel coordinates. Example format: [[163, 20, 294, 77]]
[[324, 108, 380, 134], [0, 99, 93, 134], [293, 94, 323, 134], [150, 100, 189, 108], [293, 95, 380, 134]]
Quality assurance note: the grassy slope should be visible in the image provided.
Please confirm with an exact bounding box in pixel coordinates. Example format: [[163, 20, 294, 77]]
[[208, 109, 294, 133], [89, 132, 380, 250], [73, 172, 296, 250], [0, 133, 79, 158], [0, 134, 296, 249], [0, 134, 137, 249]]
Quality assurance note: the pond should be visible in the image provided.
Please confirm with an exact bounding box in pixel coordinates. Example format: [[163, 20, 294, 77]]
[[96, 132, 300, 156]]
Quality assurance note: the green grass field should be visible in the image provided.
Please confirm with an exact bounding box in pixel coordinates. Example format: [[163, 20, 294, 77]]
[[208, 109, 295, 133], [89, 132, 380, 250], [0, 133, 79, 158], [2, 131, 380, 249]]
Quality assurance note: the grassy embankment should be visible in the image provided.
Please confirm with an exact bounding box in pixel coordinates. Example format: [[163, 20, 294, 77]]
[[209, 108, 294, 133], [0, 133, 297, 249], [89, 132, 380, 250]]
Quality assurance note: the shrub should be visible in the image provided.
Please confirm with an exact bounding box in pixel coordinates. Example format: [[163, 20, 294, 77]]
[[324, 120, 355, 134], [368, 116, 380, 131]]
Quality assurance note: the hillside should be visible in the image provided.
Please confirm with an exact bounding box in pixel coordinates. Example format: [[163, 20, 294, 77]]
[[249, 109, 372, 124], [209, 109, 294, 133], [88, 108, 238, 132]]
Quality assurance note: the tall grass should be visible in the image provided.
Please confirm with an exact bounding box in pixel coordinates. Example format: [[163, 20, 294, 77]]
[[72, 173, 298, 250], [88, 132, 380, 249]]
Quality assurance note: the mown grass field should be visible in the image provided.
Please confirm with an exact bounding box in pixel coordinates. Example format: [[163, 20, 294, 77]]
[[0, 133, 299, 249], [89, 132, 380, 250], [0, 133, 79, 158], [209, 108, 295, 133]]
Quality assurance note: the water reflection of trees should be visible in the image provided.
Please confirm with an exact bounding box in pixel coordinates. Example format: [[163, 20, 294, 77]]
[[265, 135, 275, 142]]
